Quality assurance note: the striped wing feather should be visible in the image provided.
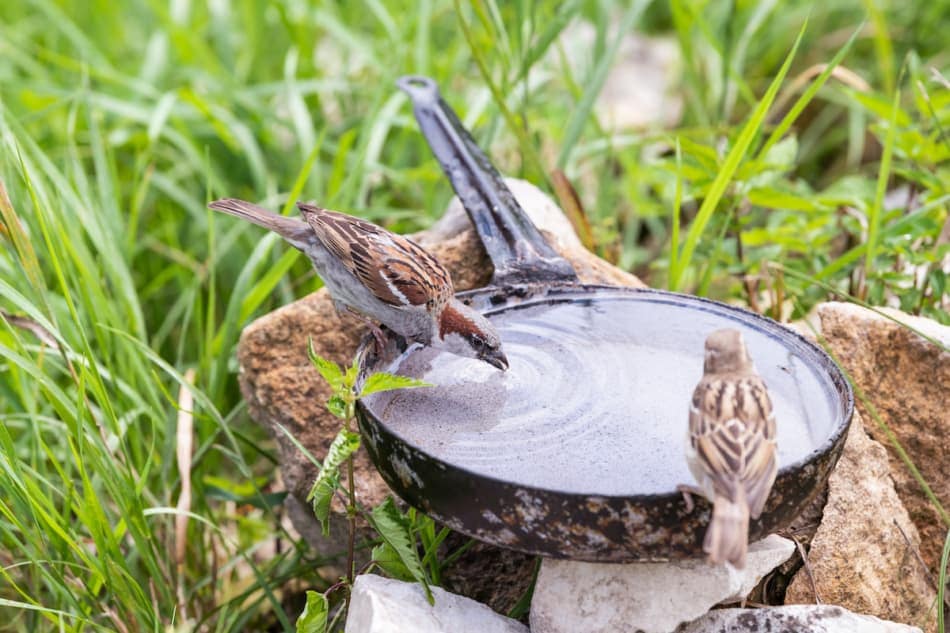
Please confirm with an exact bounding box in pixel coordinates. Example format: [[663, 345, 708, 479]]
[[298, 203, 453, 308], [689, 374, 778, 518]]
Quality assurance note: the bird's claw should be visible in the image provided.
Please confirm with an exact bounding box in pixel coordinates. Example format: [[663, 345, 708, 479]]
[[345, 307, 387, 354], [677, 484, 703, 514], [369, 326, 387, 355]]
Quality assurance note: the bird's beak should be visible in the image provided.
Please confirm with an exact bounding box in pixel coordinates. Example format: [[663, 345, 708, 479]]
[[481, 349, 509, 371]]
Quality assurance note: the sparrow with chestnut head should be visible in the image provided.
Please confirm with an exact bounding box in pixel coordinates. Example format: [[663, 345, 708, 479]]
[[208, 198, 508, 371], [683, 328, 778, 568]]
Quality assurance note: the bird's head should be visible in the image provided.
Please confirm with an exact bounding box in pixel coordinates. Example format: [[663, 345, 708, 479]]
[[433, 300, 508, 371], [703, 328, 753, 374]]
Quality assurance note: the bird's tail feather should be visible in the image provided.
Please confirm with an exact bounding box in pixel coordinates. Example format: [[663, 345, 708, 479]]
[[208, 198, 311, 249], [704, 492, 750, 568]]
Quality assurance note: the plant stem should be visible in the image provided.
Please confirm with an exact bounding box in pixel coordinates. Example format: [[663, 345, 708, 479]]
[[344, 396, 358, 623], [346, 452, 357, 584]]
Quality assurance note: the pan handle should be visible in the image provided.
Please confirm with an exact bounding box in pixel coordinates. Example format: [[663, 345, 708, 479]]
[[397, 76, 578, 286]]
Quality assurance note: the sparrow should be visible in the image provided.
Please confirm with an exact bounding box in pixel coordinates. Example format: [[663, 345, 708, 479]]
[[682, 328, 777, 568], [208, 198, 508, 370]]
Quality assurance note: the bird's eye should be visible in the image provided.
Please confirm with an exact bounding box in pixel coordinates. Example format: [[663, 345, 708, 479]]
[[470, 335, 485, 350]]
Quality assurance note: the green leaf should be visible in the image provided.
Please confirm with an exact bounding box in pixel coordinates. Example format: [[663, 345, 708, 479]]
[[326, 394, 348, 419], [296, 591, 328, 633], [372, 542, 414, 581], [851, 91, 911, 126], [746, 187, 818, 211], [360, 372, 433, 397], [308, 339, 344, 389], [203, 485, 287, 510], [307, 429, 361, 536], [370, 497, 433, 604], [669, 22, 806, 290], [865, 88, 901, 279], [759, 135, 798, 170]]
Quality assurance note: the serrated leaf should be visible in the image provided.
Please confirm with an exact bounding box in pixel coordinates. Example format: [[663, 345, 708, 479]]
[[370, 497, 433, 604], [344, 359, 360, 386], [307, 429, 360, 536], [360, 372, 433, 397], [372, 542, 414, 581], [309, 472, 338, 536], [308, 339, 344, 388], [295, 591, 328, 633], [326, 394, 348, 419]]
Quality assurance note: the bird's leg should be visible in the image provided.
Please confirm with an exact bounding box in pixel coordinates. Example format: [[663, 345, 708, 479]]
[[676, 484, 705, 514], [345, 307, 387, 353]]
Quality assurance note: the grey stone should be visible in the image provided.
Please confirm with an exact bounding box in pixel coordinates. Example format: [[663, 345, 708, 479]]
[[815, 302, 949, 573], [784, 412, 936, 632], [345, 574, 528, 633], [677, 605, 923, 632], [529, 535, 795, 633]]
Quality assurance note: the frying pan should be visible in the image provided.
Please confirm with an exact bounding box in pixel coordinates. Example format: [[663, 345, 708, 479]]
[[355, 76, 853, 562]]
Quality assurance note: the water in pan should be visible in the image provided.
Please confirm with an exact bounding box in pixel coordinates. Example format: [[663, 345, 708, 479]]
[[362, 296, 840, 496]]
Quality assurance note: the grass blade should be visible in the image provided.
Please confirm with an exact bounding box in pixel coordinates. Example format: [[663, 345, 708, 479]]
[[555, 0, 651, 169], [669, 22, 807, 290], [863, 88, 901, 297]]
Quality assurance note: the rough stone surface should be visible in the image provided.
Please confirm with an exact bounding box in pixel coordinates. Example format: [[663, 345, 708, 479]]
[[677, 605, 923, 633], [438, 532, 536, 618], [236, 178, 644, 604], [345, 574, 528, 633], [529, 535, 795, 633], [815, 302, 949, 572], [784, 411, 937, 632]]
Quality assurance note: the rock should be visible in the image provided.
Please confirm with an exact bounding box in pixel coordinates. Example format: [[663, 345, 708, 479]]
[[784, 412, 937, 632], [236, 178, 644, 602], [345, 574, 528, 633], [740, 483, 826, 606], [438, 532, 536, 618], [554, 24, 683, 132], [677, 605, 923, 633], [815, 302, 949, 572], [529, 535, 795, 633]]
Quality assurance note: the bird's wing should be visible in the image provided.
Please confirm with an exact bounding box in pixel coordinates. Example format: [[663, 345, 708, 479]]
[[298, 203, 453, 308], [688, 374, 777, 517]]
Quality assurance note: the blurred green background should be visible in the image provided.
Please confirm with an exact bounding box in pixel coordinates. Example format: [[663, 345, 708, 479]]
[[0, 0, 947, 630]]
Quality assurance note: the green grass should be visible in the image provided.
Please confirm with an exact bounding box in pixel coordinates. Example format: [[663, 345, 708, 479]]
[[0, 0, 948, 630]]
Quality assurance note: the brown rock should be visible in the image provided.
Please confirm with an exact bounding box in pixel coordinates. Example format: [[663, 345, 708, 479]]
[[236, 178, 644, 599], [784, 412, 937, 632], [816, 302, 949, 572], [439, 533, 537, 618]]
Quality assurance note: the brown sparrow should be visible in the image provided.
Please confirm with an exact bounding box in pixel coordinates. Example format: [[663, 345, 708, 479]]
[[683, 328, 777, 568], [208, 198, 508, 370]]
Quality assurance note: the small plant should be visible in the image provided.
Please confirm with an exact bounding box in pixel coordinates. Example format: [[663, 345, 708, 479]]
[[296, 340, 439, 632]]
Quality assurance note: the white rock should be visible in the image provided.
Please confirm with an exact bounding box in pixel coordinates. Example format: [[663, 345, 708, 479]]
[[678, 605, 923, 632], [345, 574, 528, 633], [554, 23, 683, 132], [530, 535, 795, 633]]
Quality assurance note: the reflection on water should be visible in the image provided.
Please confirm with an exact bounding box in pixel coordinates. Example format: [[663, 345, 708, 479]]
[[363, 297, 838, 495]]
